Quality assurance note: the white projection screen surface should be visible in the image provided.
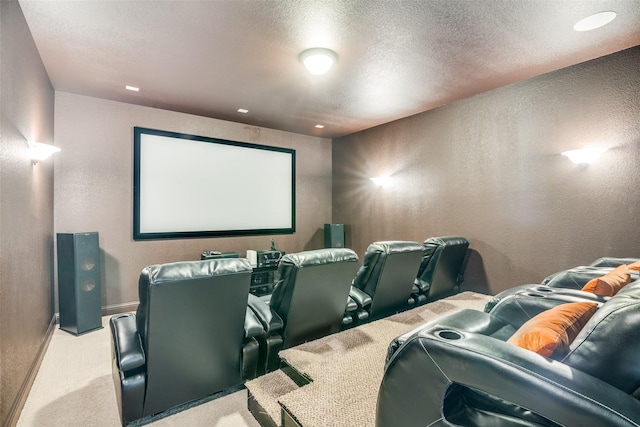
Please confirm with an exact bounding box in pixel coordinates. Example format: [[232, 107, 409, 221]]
[[133, 127, 295, 240]]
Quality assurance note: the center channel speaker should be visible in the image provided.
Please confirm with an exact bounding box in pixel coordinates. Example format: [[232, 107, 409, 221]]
[[324, 223, 345, 248], [57, 232, 102, 335]]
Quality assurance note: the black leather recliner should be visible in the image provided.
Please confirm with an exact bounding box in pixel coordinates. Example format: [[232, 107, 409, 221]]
[[109, 259, 260, 425], [242, 307, 267, 381], [485, 259, 639, 312], [590, 256, 640, 267], [377, 281, 640, 427], [345, 241, 424, 324], [414, 236, 469, 301], [248, 248, 359, 372]]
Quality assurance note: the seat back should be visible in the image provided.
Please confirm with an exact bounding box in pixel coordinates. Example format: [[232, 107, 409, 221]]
[[269, 248, 358, 348], [561, 280, 640, 396], [135, 258, 251, 417], [415, 236, 469, 301], [353, 241, 424, 320]]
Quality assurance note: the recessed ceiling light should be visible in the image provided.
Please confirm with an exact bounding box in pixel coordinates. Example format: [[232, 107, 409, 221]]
[[315, 124, 325, 129], [125, 85, 139, 92], [237, 108, 249, 114], [573, 11, 617, 32]]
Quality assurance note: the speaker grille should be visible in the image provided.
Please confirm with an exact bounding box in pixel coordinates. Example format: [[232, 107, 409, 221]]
[[57, 232, 102, 335], [324, 224, 345, 248]]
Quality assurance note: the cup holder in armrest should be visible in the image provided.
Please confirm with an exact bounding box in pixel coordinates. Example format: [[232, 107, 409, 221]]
[[437, 330, 462, 340]]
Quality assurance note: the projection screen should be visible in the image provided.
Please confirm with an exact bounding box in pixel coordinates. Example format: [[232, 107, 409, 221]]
[[133, 127, 296, 240]]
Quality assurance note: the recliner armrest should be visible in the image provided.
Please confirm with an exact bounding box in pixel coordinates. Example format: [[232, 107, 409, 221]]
[[248, 293, 284, 332], [349, 286, 372, 308], [385, 309, 516, 364], [484, 284, 537, 312], [110, 313, 145, 373], [414, 278, 430, 293], [379, 321, 640, 427], [345, 296, 358, 312], [245, 307, 265, 339]]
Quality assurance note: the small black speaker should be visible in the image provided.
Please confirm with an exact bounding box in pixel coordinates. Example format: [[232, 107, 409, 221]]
[[57, 232, 102, 335], [324, 224, 345, 248]]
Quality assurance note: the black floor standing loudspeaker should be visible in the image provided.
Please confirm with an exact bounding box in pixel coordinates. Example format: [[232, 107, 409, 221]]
[[57, 232, 103, 335], [324, 224, 345, 248]]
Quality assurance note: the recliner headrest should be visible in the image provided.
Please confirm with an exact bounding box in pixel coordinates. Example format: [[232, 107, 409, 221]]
[[369, 241, 425, 254], [142, 258, 252, 286], [280, 247, 358, 268], [424, 236, 469, 247]]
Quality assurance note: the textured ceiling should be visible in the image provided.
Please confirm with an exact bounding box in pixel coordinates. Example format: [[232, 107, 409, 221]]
[[18, 0, 640, 138]]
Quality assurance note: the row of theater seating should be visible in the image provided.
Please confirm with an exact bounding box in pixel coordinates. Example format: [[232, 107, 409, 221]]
[[343, 236, 470, 327], [484, 255, 640, 312], [109, 236, 470, 425], [245, 236, 471, 378], [377, 256, 640, 427]]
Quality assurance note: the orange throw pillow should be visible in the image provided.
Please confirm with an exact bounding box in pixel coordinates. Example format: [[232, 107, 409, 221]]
[[581, 264, 631, 296], [628, 261, 640, 271], [507, 302, 598, 358]]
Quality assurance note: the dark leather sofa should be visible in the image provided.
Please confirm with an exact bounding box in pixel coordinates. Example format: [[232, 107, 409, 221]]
[[377, 263, 640, 427], [109, 258, 261, 425]]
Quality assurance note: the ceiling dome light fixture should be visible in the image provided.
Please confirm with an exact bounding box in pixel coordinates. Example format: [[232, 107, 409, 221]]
[[573, 11, 617, 32], [299, 48, 338, 75]]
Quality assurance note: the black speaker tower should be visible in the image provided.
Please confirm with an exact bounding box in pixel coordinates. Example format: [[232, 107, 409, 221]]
[[57, 232, 103, 335], [324, 223, 345, 248]]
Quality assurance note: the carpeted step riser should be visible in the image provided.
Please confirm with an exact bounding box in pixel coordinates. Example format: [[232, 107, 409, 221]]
[[245, 292, 491, 427]]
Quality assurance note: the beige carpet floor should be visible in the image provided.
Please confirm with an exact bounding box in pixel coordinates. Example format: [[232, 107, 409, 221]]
[[17, 316, 261, 427], [246, 291, 491, 427], [19, 292, 490, 427]]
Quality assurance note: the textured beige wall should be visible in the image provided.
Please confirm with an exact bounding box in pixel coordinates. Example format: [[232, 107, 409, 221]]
[[54, 93, 332, 309], [333, 46, 640, 295], [0, 1, 55, 424]]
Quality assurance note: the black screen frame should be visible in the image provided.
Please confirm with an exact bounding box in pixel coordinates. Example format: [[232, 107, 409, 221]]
[[133, 126, 296, 241]]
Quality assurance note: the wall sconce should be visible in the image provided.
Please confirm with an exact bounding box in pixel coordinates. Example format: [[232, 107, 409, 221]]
[[29, 141, 61, 164], [370, 175, 391, 187], [299, 48, 338, 75], [561, 147, 606, 165]]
